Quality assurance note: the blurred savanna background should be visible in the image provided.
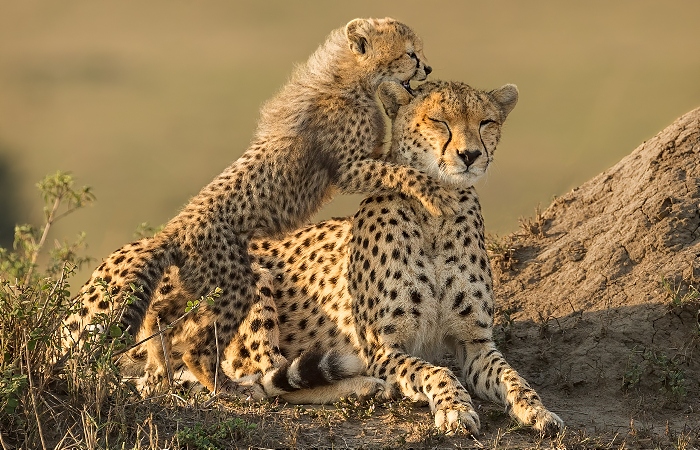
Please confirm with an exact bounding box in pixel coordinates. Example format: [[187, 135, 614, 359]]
[[1, 0, 699, 284]]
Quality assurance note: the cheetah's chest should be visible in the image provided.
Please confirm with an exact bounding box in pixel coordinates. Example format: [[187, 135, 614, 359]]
[[398, 197, 491, 349]]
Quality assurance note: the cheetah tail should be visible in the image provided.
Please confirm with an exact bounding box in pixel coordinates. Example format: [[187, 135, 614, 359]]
[[259, 349, 365, 396]]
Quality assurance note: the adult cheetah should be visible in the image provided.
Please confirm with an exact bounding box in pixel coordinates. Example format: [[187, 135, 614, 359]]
[[143, 80, 564, 435], [63, 18, 459, 395], [254, 80, 563, 434]]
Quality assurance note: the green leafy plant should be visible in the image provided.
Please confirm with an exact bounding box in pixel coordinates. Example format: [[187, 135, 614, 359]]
[[185, 287, 221, 313], [622, 347, 687, 402], [622, 355, 643, 391], [0, 171, 97, 447], [0, 171, 142, 448], [494, 306, 519, 348], [0, 171, 232, 448], [134, 222, 165, 240], [175, 418, 257, 449], [335, 395, 377, 420], [486, 233, 518, 272]]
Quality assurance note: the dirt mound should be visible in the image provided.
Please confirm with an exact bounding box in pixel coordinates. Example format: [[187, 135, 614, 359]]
[[492, 107, 700, 438]]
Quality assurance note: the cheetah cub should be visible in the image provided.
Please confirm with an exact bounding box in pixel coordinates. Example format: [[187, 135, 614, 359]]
[[248, 80, 564, 435], [63, 18, 459, 395]]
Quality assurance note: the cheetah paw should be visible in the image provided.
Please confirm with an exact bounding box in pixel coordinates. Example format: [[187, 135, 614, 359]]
[[434, 404, 481, 435], [135, 371, 168, 396], [530, 408, 564, 436], [354, 376, 388, 400], [219, 374, 267, 400]]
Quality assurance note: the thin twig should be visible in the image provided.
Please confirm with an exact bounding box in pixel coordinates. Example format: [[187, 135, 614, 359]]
[[214, 320, 220, 395], [124, 391, 188, 407], [24, 196, 61, 285], [51, 206, 84, 224], [201, 321, 224, 409], [0, 430, 10, 450], [202, 393, 221, 409], [112, 301, 202, 358], [36, 261, 67, 324], [156, 316, 173, 387], [25, 343, 48, 450]]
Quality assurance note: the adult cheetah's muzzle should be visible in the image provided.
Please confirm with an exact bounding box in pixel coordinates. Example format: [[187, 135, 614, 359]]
[[459, 149, 482, 168]]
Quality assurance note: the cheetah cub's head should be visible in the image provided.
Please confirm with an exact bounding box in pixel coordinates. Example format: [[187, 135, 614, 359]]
[[379, 80, 518, 186], [345, 18, 431, 91]]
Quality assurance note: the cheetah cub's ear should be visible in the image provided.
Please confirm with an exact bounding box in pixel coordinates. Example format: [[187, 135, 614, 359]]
[[489, 84, 519, 118], [378, 80, 415, 120], [345, 18, 375, 56]]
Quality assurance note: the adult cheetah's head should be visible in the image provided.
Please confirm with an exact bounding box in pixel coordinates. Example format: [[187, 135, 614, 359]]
[[379, 80, 518, 186], [345, 18, 431, 91]]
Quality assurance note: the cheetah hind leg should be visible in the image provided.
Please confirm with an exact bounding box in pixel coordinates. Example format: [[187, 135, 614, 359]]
[[219, 269, 382, 404], [117, 344, 171, 396], [133, 307, 174, 396], [217, 264, 287, 400]]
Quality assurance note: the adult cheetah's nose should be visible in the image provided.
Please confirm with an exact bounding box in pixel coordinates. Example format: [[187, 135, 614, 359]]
[[459, 149, 482, 168], [424, 65, 432, 75]]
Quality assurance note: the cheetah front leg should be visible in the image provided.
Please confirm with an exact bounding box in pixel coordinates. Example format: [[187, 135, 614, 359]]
[[334, 159, 460, 216], [354, 314, 481, 432], [363, 345, 481, 434], [441, 290, 563, 434], [455, 341, 564, 435]]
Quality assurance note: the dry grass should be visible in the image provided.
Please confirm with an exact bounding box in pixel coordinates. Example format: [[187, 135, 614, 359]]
[[517, 204, 547, 240]]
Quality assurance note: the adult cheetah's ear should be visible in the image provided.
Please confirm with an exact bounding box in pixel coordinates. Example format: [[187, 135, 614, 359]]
[[378, 81, 414, 120], [345, 18, 373, 56], [490, 84, 519, 118]]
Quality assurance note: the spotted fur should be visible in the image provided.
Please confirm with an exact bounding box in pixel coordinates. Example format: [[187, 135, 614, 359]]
[[135, 80, 563, 435], [62, 18, 460, 395]]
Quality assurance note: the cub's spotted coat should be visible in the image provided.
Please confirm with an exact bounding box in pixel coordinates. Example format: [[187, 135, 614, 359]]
[[63, 18, 459, 395]]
